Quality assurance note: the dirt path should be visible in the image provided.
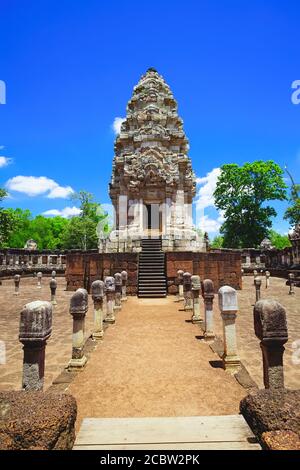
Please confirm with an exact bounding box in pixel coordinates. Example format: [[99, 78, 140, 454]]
[[67, 297, 246, 431]]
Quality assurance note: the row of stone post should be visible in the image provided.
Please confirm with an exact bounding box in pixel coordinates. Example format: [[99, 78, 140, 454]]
[[176, 270, 217, 344], [18, 271, 128, 390]]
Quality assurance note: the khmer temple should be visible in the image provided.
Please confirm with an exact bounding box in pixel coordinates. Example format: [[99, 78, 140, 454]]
[[66, 69, 242, 296], [99, 68, 205, 253]]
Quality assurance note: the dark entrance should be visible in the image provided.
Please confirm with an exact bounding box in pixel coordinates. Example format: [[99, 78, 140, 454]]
[[146, 204, 151, 229]]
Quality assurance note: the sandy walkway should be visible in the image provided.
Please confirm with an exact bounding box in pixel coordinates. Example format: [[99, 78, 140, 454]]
[[67, 297, 246, 431]]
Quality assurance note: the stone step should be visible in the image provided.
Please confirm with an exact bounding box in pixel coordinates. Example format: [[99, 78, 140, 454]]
[[74, 416, 261, 450], [139, 264, 165, 269]]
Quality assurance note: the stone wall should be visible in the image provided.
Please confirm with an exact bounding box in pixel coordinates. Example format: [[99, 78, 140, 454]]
[[166, 251, 242, 293], [66, 250, 139, 294], [0, 248, 67, 279], [66, 250, 242, 294]]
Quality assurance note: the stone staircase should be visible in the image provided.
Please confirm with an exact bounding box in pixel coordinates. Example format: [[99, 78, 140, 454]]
[[138, 238, 167, 298]]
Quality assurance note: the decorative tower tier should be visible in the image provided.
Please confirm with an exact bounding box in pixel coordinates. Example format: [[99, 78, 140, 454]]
[[100, 68, 205, 253]]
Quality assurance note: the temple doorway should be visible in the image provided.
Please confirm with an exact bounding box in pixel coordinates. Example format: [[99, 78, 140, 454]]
[[145, 204, 162, 236]]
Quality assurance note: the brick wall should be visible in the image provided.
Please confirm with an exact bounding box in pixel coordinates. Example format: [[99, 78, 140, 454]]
[[66, 251, 138, 294], [166, 251, 242, 293], [66, 250, 242, 294]]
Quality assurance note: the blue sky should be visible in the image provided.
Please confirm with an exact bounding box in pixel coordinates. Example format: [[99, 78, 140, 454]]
[[0, 0, 299, 235]]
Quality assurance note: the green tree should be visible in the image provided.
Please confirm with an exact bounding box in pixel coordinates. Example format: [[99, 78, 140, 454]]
[[61, 191, 109, 250], [213, 161, 287, 248], [210, 235, 224, 248], [6, 209, 70, 249], [0, 189, 18, 248], [268, 229, 291, 250], [283, 168, 300, 227]]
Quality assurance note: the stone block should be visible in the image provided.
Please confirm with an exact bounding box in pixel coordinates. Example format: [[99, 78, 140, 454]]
[[0, 391, 77, 450], [240, 389, 300, 442]]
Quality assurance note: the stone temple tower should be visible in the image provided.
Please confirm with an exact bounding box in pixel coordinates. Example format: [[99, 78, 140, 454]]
[[100, 68, 205, 253]]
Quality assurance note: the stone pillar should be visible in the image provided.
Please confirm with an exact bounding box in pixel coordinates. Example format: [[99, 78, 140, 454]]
[[121, 270, 128, 301], [175, 270, 184, 302], [218, 286, 241, 374], [254, 299, 288, 389], [68, 288, 88, 369], [14, 274, 20, 296], [201, 279, 215, 342], [104, 277, 116, 324], [51, 270, 56, 280], [50, 279, 57, 305], [114, 273, 122, 310], [288, 273, 295, 295], [191, 275, 201, 323], [254, 277, 262, 302], [265, 270, 270, 288], [37, 272, 42, 289], [183, 272, 193, 311], [91, 280, 105, 339], [19, 301, 52, 390]]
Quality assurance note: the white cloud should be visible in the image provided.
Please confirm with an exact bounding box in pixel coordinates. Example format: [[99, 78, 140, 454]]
[[0, 156, 12, 168], [42, 206, 81, 218], [195, 168, 224, 234], [195, 167, 221, 210], [112, 117, 125, 135], [198, 214, 222, 233], [5, 176, 74, 198], [47, 185, 74, 199]]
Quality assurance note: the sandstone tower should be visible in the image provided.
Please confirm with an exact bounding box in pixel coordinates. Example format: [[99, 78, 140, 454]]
[[100, 68, 205, 253]]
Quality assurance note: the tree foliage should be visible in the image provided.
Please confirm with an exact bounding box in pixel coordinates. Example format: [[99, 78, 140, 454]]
[[284, 177, 300, 228], [213, 161, 287, 248], [268, 230, 291, 250], [5, 208, 69, 249], [0, 189, 19, 248], [210, 235, 224, 249], [61, 191, 109, 250], [2, 189, 109, 250]]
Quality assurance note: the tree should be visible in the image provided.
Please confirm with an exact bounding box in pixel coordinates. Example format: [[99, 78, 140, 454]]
[[210, 235, 224, 249], [0, 189, 18, 248], [268, 230, 291, 250], [61, 191, 109, 250], [284, 167, 300, 227], [213, 161, 287, 248], [5, 209, 70, 249]]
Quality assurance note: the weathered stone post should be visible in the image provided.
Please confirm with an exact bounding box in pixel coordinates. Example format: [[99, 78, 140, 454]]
[[254, 299, 288, 389], [114, 273, 122, 310], [176, 270, 184, 302], [288, 273, 295, 295], [253, 269, 258, 284], [201, 279, 215, 342], [191, 275, 201, 323], [14, 274, 20, 296], [51, 270, 56, 280], [121, 270, 128, 301], [183, 272, 193, 311], [37, 272, 42, 289], [254, 277, 262, 302], [68, 288, 88, 369], [50, 279, 57, 305], [265, 270, 270, 288], [218, 286, 241, 373], [19, 301, 52, 390], [91, 280, 105, 339], [104, 276, 116, 324]]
